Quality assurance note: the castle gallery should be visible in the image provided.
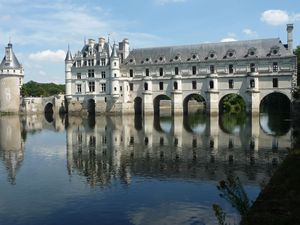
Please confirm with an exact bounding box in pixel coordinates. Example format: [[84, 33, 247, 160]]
[[0, 25, 297, 115], [64, 24, 296, 115]]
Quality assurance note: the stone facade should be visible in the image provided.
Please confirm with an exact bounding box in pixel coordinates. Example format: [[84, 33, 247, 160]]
[[0, 42, 24, 113], [65, 25, 297, 115]]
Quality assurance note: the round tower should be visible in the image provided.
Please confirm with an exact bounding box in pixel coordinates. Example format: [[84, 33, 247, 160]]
[[0, 42, 24, 113], [110, 43, 120, 98]]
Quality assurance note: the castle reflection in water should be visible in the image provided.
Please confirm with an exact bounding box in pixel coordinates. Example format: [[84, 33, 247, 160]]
[[0, 112, 291, 186]]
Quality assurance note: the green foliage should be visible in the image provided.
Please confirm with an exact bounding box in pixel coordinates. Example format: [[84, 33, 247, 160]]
[[221, 94, 246, 113], [21, 80, 65, 97]]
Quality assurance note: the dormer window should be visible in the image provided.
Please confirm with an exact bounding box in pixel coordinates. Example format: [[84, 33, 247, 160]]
[[174, 54, 181, 61], [270, 46, 280, 56], [226, 49, 236, 58], [207, 50, 217, 60], [247, 47, 257, 57]]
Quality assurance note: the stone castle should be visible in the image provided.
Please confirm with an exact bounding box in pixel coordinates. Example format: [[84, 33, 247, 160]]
[[64, 24, 297, 115], [0, 24, 296, 115]]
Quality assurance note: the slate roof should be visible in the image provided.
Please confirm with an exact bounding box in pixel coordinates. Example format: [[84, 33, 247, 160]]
[[0, 44, 22, 69], [125, 38, 292, 65]]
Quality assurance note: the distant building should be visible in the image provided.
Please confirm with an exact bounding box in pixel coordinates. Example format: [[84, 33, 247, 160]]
[[0, 42, 24, 113], [65, 24, 296, 115]]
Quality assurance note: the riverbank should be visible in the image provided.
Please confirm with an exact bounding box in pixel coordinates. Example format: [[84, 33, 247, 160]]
[[240, 148, 300, 225]]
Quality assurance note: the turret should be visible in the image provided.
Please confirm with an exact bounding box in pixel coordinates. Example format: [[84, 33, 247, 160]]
[[110, 43, 120, 97], [287, 24, 293, 53], [65, 45, 73, 98]]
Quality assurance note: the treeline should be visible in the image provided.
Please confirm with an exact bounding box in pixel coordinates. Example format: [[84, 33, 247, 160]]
[[21, 80, 65, 97]]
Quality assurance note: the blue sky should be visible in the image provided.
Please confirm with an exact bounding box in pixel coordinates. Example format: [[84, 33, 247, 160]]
[[0, 0, 299, 83]]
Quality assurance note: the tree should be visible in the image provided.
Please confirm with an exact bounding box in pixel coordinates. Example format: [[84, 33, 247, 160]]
[[295, 46, 300, 86]]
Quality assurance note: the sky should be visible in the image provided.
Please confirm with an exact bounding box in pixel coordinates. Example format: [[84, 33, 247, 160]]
[[0, 0, 299, 84]]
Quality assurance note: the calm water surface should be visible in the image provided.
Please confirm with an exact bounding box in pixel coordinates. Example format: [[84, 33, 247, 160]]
[[0, 112, 290, 225]]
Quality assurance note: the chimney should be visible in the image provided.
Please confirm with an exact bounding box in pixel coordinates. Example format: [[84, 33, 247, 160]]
[[287, 24, 293, 53]]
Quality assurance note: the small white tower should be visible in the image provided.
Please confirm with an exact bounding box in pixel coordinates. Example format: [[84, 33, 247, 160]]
[[65, 45, 73, 99], [0, 42, 24, 113], [110, 43, 120, 98]]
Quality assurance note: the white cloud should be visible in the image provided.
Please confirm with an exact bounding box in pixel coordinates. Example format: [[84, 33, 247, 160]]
[[155, 0, 187, 6], [243, 28, 257, 37], [261, 10, 289, 26], [29, 50, 66, 62], [220, 38, 237, 42]]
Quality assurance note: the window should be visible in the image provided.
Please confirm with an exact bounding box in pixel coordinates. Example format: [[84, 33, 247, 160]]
[[101, 71, 106, 79], [159, 82, 164, 90], [88, 69, 94, 78], [192, 66, 197, 75], [209, 80, 214, 89], [144, 82, 148, 90], [114, 73, 117, 77], [273, 62, 278, 72], [273, 78, 278, 88], [250, 63, 256, 72], [159, 67, 163, 76], [129, 83, 134, 91], [120, 86, 122, 91], [229, 64, 234, 74], [88, 59, 94, 66], [174, 81, 178, 90], [101, 83, 106, 92], [175, 67, 179, 75], [77, 73, 81, 79], [229, 79, 234, 89], [250, 79, 255, 88], [210, 65, 215, 74], [89, 81, 95, 92], [77, 84, 82, 93], [114, 62, 117, 66], [129, 69, 133, 77], [77, 60, 81, 67], [192, 81, 197, 89], [145, 68, 149, 76], [101, 58, 106, 66]]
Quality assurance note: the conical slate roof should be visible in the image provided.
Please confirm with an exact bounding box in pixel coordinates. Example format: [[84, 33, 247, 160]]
[[65, 46, 73, 61], [0, 43, 22, 69]]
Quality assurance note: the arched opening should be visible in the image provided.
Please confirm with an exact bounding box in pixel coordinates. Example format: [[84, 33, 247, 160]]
[[183, 94, 206, 114], [219, 94, 247, 134], [44, 102, 54, 123], [219, 94, 246, 114], [87, 99, 95, 115], [134, 97, 142, 115], [154, 94, 171, 116], [259, 92, 291, 136]]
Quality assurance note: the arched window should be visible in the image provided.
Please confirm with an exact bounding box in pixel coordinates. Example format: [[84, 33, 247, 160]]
[[173, 81, 178, 90], [250, 79, 255, 88], [209, 80, 214, 89], [144, 82, 148, 90]]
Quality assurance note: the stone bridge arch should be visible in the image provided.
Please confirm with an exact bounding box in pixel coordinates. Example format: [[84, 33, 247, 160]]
[[218, 93, 247, 114], [183, 93, 206, 114], [153, 94, 172, 115]]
